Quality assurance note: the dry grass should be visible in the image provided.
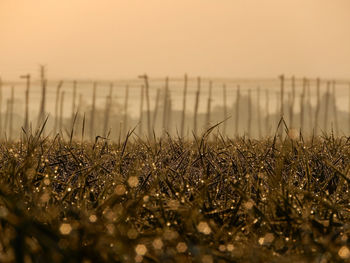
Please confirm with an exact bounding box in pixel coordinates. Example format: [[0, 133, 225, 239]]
[[0, 126, 350, 262]]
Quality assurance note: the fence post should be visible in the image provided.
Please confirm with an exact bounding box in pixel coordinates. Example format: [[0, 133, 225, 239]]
[[38, 65, 47, 130], [20, 74, 30, 132], [300, 78, 306, 134], [193, 77, 201, 137], [162, 77, 169, 134], [289, 76, 296, 129], [139, 85, 144, 135], [223, 84, 227, 136], [324, 81, 330, 133], [9, 86, 14, 140], [314, 78, 321, 135], [103, 83, 113, 137], [71, 80, 77, 122], [205, 80, 212, 130], [152, 88, 160, 136], [54, 81, 63, 135], [180, 74, 188, 138], [0, 77, 2, 138], [248, 89, 252, 137], [123, 85, 129, 137], [279, 74, 285, 138], [59, 91, 65, 136], [265, 89, 269, 136], [332, 80, 339, 136], [257, 86, 262, 138], [235, 85, 240, 137], [90, 82, 96, 141]]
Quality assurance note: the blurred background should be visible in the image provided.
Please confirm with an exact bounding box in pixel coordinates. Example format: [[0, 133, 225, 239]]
[[1, 0, 349, 139]]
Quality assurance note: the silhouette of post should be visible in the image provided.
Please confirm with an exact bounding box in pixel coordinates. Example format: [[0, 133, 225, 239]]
[[324, 81, 330, 132], [306, 79, 312, 134], [300, 78, 306, 134], [257, 86, 262, 138], [235, 85, 240, 136], [180, 74, 188, 138], [9, 86, 14, 141], [279, 74, 285, 138], [123, 85, 129, 137], [348, 83, 350, 134], [20, 74, 30, 132], [0, 77, 2, 138], [289, 76, 296, 129], [193, 77, 201, 137], [90, 82, 97, 141], [223, 84, 227, 136], [162, 77, 169, 133], [152, 88, 160, 135], [54, 81, 63, 135], [247, 89, 252, 137], [4, 99, 9, 137], [205, 80, 212, 130], [265, 89, 269, 136], [59, 91, 65, 135], [38, 65, 47, 130], [71, 80, 77, 122], [332, 80, 339, 136], [139, 75, 152, 138], [103, 83, 113, 137], [139, 85, 144, 135], [314, 78, 321, 134]]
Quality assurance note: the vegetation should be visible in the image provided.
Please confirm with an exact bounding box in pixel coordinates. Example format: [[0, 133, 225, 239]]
[[0, 125, 350, 262]]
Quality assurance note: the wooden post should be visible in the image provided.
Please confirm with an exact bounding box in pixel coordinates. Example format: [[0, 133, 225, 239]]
[[9, 86, 14, 140], [4, 99, 9, 138], [139, 75, 152, 138], [167, 95, 173, 135], [289, 76, 296, 129], [54, 81, 63, 135], [152, 88, 160, 136], [300, 78, 306, 134], [162, 77, 169, 133], [332, 80, 339, 136], [247, 89, 252, 137], [20, 74, 30, 132], [223, 84, 227, 136], [103, 83, 113, 137], [0, 78, 2, 138], [324, 81, 330, 133], [180, 74, 188, 138], [257, 86, 262, 138], [314, 78, 321, 135], [279, 74, 285, 138], [349, 83, 350, 134], [71, 80, 77, 122], [280, 74, 285, 117], [306, 79, 312, 134], [59, 91, 65, 135], [90, 82, 97, 141], [123, 85, 129, 137], [38, 65, 47, 129], [235, 85, 240, 137], [205, 80, 212, 130], [193, 77, 201, 137], [265, 89, 269, 136], [139, 85, 144, 135]]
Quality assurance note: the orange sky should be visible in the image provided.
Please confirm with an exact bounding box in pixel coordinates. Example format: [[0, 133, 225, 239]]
[[1, 0, 350, 80]]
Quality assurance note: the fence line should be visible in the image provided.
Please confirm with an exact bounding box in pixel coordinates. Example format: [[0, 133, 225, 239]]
[[0, 75, 349, 140]]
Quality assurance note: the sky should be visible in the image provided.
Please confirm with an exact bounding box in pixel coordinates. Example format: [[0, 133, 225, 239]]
[[1, 0, 350, 80]]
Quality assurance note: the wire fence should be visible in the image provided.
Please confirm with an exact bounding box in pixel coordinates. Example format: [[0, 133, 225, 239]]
[[0, 74, 350, 140]]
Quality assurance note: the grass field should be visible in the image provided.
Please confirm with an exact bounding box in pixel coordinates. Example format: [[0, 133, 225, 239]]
[[0, 126, 350, 262]]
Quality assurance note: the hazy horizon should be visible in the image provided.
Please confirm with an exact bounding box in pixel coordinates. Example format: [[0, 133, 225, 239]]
[[1, 0, 350, 80]]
